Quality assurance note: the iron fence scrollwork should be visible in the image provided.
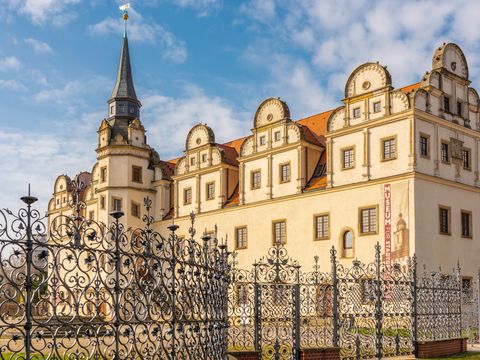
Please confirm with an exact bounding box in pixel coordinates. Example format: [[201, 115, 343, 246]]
[[0, 183, 230, 359]]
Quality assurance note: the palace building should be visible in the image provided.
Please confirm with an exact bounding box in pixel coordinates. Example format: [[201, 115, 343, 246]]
[[47, 32, 480, 280]]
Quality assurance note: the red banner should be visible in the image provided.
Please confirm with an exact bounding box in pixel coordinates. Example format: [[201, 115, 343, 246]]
[[384, 184, 392, 298]]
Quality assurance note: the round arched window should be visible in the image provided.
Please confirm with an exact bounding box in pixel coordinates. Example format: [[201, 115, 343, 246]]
[[343, 231, 353, 250]]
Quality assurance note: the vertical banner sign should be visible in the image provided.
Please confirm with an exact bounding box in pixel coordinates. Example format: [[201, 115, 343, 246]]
[[384, 184, 392, 299]]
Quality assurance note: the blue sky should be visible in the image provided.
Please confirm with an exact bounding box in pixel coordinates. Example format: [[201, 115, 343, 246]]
[[1, 0, 480, 212]]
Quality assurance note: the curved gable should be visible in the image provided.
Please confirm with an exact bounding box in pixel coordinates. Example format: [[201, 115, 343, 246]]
[[253, 97, 290, 128], [345, 62, 392, 98]]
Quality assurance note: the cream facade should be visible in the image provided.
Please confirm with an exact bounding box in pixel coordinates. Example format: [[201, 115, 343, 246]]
[[48, 41, 480, 279]]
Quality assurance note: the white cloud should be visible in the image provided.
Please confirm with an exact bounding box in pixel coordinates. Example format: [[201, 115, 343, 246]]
[[239, 0, 480, 114], [25, 38, 54, 54], [88, 7, 187, 63], [142, 85, 250, 159], [7, 0, 81, 26], [0, 56, 21, 71], [0, 118, 97, 215], [0, 79, 27, 91]]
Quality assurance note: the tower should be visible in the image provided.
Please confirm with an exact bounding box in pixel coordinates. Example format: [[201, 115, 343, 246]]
[[95, 6, 156, 228]]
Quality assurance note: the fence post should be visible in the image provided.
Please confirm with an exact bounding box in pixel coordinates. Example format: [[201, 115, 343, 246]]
[[253, 263, 261, 353], [330, 246, 340, 349], [478, 269, 480, 344], [167, 221, 179, 359], [457, 262, 462, 339], [294, 265, 301, 360], [411, 255, 418, 357], [21, 188, 38, 360], [111, 210, 123, 360], [375, 243, 383, 360]]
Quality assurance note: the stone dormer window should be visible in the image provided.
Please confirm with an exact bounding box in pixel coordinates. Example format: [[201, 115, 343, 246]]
[[251, 170, 261, 189], [373, 101, 381, 113], [274, 131, 281, 142], [353, 107, 361, 118], [259, 136, 266, 145], [457, 100, 462, 117], [206, 182, 215, 200], [190, 157, 196, 166], [202, 154, 208, 163]]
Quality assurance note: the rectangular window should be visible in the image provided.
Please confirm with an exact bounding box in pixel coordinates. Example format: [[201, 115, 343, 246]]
[[206, 182, 215, 200], [273, 220, 287, 245], [382, 138, 396, 161], [183, 188, 192, 205], [373, 101, 381, 113], [443, 95, 450, 113], [88, 211, 94, 220], [251, 170, 261, 189], [202, 153, 208, 163], [100, 167, 107, 182], [132, 166, 142, 183], [462, 149, 471, 170], [190, 157, 196, 166], [441, 142, 450, 163], [360, 207, 377, 234], [100, 196, 106, 209], [353, 107, 361, 118], [420, 135, 429, 158], [462, 278, 472, 293], [457, 100, 462, 116], [461, 211, 472, 238], [439, 206, 450, 235], [342, 147, 355, 169], [113, 198, 122, 212], [279, 163, 291, 183], [314, 214, 329, 240], [259, 136, 266, 145], [235, 226, 248, 249], [274, 131, 281, 142], [131, 202, 140, 218]]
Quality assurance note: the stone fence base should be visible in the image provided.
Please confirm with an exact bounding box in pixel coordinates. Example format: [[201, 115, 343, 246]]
[[416, 338, 467, 358], [229, 348, 341, 360]]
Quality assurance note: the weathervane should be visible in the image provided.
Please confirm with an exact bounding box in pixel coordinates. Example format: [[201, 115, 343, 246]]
[[119, 1, 130, 37]]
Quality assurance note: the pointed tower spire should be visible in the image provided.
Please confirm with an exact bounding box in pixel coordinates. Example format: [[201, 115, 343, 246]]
[[107, 2, 141, 121]]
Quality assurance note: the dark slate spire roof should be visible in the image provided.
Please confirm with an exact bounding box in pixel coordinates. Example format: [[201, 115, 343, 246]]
[[110, 35, 139, 103]]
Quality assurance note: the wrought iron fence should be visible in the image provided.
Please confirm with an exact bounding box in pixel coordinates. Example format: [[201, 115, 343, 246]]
[[228, 243, 479, 360], [0, 183, 230, 360]]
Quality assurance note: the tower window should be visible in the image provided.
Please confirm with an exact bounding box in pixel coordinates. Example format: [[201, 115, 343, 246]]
[[110, 105, 114, 115], [132, 166, 142, 183], [100, 196, 106, 209], [119, 104, 125, 113], [113, 198, 122, 212], [272, 220, 286, 245], [100, 167, 107, 182], [131, 202, 140, 218], [129, 106, 135, 114]]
